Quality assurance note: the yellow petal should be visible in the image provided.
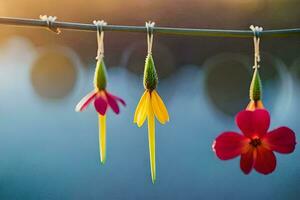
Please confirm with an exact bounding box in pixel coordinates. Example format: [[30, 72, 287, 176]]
[[134, 91, 147, 123], [137, 91, 150, 127], [147, 101, 156, 184], [151, 91, 167, 124], [99, 114, 106, 164], [151, 90, 169, 123]]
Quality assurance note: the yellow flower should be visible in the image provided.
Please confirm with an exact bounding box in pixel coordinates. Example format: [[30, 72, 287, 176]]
[[134, 90, 169, 126], [134, 88, 169, 183]]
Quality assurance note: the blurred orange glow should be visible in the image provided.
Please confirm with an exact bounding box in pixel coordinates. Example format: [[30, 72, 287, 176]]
[[31, 47, 77, 99]]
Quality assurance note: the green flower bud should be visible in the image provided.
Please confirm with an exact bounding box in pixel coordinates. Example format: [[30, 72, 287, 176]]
[[94, 58, 107, 90], [249, 67, 262, 101], [143, 54, 158, 91]]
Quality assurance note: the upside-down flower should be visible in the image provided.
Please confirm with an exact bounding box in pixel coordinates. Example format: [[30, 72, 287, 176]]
[[76, 57, 126, 164], [212, 66, 296, 174], [134, 54, 169, 183]]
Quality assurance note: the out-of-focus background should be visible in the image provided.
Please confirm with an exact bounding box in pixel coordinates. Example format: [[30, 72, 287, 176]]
[[0, 0, 299, 199]]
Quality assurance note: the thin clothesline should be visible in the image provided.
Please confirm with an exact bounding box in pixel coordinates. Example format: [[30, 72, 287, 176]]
[[0, 16, 300, 38]]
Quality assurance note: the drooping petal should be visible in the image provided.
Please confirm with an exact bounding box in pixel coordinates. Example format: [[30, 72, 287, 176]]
[[134, 91, 148, 123], [254, 146, 276, 175], [263, 127, 296, 154], [213, 132, 249, 160], [107, 92, 126, 106], [137, 91, 150, 127], [236, 109, 270, 138], [99, 114, 106, 164], [105, 91, 120, 114], [240, 147, 254, 174], [75, 91, 97, 112], [148, 99, 156, 184], [94, 95, 108, 115], [151, 90, 169, 124]]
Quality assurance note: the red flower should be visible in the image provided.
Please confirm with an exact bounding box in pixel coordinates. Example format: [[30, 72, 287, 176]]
[[75, 89, 126, 115], [213, 109, 296, 174]]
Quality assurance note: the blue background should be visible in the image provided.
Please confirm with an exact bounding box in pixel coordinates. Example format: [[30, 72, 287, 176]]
[[0, 0, 300, 199], [0, 37, 299, 199]]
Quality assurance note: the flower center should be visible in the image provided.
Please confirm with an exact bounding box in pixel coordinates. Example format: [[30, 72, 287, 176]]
[[249, 138, 261, 147]]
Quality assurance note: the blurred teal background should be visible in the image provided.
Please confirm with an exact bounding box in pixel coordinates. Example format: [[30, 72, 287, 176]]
[[0, 0, 299, 199]]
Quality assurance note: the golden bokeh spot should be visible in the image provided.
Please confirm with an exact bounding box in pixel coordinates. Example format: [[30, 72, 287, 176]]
[[31, 49, 77, 99]]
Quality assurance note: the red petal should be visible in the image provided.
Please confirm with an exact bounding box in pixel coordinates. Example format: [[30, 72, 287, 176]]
[[105, 92, 120, 114], [263, 127, 296, 154], [213, 132, 248, 160], [236, 109, 270, 138], [240, 147, 254, 174], [75, 91, 97, 112], [107, 92, 126, 106], [254, 146, 276, 175], [116, 97, 126, 106], [94, 95, 108, 115]]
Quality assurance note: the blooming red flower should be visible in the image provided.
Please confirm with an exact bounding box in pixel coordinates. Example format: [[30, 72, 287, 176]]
[[213, 109, 296, 174], [76, 89, 126, 115]]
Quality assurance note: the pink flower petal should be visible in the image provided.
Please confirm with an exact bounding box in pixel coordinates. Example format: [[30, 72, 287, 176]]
[[105, 92, 120, 114], [107, 92, 126, 106], [213, 132, 248, 160], [75, 91, 97, 112], [94, 95, 108, 115], [254, 146, 276, 175], [240, 147, 254, 174], [236, 109, 270, 138], [263, 127, 296, 154]]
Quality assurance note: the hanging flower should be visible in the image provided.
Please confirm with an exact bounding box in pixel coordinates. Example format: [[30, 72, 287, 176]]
[[134, 51, 169, 183], [212, 109, 296, 174], [213, 26, 296, 174], [76, 57, 125, 164], [133, 21, 170, 183]]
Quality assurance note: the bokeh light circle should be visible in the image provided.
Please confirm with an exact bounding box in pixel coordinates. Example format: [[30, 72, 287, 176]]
[[204, 52, 292, 118], [203, 53, 251, 117], [122, 42, 175, 78], [31, 47, 77, 99]]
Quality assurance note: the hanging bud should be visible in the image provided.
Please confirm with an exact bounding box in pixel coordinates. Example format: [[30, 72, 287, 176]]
[[143, 54, 158, 91], [249, 67, 262, 101], [94, 58, 107, 90]]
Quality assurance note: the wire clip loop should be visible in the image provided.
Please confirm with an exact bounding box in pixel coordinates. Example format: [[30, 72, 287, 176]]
[[93, 20, 107, 60], [146, 21, 155, 55], [250, 25, 263, 69], [39, 15, 61, 34]]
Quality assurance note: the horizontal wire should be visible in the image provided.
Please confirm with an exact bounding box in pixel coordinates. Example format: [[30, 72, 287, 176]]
[[0, 16, 300, 38]]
